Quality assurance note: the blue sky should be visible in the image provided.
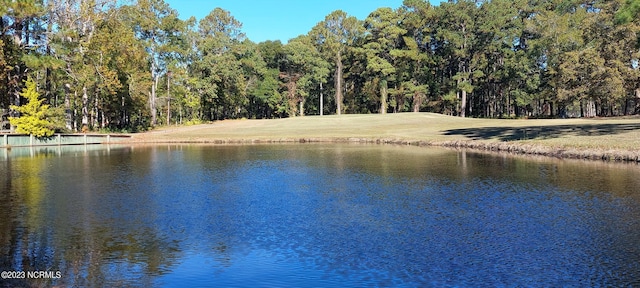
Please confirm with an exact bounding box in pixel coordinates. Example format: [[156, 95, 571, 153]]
[[165, 0, 444, 43]]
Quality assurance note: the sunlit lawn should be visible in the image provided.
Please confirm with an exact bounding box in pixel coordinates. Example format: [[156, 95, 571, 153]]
[[133, 112, 640, 152]]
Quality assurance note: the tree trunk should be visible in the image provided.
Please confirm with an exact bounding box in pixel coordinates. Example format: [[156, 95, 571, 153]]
[[150, 74, 158, 126], [286, 80, 298, 117], [635, 88, 640, 115], [299, 98, 304, 116], [585, 99, 596, 118], [320, 82, 323, 116], [81, 86, 89, 131], [507, 88, 511, 117], [64, 84, 73, 130], [93, 86, 99, 128], [335, 51, 343, 115], [413, 91, 423, 113], [122, 82, 128, 127], [380, 79, 387, 114], [94, 95, 99, 128], [460, 89, 467, 118], [167, 74, 171, 126], [73, 91, 78, 131], [624, 98, 629, 115]]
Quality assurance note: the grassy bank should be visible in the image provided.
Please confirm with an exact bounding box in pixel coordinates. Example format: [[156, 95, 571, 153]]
[[131, 113, 640, 162]]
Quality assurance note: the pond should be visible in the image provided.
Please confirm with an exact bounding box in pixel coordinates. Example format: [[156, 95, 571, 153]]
[[1, 144, 640, 287]]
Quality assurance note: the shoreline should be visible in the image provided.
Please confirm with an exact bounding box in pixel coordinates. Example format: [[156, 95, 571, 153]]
[[4, 113, 632, 163], [123, 136, 640, 163]]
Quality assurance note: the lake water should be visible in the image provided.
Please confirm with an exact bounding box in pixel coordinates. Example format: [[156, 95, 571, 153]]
[[1, 144, 640, 287]]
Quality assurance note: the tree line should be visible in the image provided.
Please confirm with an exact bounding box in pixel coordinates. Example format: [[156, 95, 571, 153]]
[[2, 0, 640, 132]]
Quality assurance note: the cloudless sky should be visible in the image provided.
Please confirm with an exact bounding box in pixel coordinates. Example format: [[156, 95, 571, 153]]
[[165, 0, 444, 43]]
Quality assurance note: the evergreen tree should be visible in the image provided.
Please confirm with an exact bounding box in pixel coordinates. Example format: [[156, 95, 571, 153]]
[[9, 77, 54, 137], [362, 7, 404, 114], [310, 10, 363, 115]]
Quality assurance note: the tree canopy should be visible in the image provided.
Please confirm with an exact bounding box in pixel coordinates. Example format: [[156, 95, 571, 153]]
[[2, 0, 640, 132]]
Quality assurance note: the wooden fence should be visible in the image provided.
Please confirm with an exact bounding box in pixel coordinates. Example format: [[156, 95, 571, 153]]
[[1, 134, 131, 147]]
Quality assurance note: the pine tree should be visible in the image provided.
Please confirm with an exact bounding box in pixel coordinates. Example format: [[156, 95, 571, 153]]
[[310, 10, 363, 115], [9, 77, 54, 138]]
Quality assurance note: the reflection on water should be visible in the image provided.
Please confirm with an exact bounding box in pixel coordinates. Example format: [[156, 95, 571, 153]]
[[1, 144, 640, 287]]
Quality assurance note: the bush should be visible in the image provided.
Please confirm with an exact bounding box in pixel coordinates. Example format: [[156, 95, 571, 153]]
[[184, 119, 203, 126]]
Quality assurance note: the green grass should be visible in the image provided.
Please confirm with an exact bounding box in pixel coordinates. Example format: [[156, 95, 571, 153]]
[[132, 112, 640, 160]]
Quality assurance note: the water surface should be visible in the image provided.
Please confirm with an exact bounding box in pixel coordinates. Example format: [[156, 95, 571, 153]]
[[1, 144, 640, 287]]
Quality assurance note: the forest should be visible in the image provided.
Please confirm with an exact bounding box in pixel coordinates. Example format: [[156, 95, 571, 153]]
[[1, 0, 640, 132]]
